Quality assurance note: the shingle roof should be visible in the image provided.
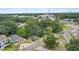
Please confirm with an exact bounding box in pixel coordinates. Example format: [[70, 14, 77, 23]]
[[10, 35, 25, 42], [0, 35, 7, 41]]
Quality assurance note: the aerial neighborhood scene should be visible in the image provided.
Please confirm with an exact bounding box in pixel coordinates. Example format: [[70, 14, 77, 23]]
[[0, 8, 79, 51]]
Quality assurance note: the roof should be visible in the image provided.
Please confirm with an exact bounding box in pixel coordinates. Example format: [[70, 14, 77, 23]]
[[64, 18, 74, 21], [0, 35, 7, 41], [18, 23, 25, 27], [10, 35, 25, 42]]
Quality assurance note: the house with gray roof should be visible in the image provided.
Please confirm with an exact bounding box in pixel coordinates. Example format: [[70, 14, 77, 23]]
[[10, 35, 26, 43]]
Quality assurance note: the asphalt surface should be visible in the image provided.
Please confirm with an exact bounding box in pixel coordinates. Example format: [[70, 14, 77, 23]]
[[22, 40, 47, 51]]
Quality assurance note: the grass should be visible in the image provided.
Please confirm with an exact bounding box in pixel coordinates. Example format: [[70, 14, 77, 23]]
[[3, 44, 20, 51], [63, 26, 70, 30], [58, 34, 64, 40], [24, 40, 33, 43], [3, 40, 32, 51]]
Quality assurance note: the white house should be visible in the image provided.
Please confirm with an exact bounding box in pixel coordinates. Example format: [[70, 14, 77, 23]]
[[0, 35, 8, 49]]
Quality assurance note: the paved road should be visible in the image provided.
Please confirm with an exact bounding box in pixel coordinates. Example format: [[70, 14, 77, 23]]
[[60, 23, 79, 43], [23, 42, 43, 51], [21, 40, 49, 51]]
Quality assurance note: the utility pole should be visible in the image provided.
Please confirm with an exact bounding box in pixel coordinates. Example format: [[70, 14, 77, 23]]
[[48, 8, 50, 17], [47, 8, 51, 20]]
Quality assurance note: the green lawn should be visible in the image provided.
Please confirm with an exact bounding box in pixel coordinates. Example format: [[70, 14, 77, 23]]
[[3, 44, 20, 51], [63, 26, 70, 30]]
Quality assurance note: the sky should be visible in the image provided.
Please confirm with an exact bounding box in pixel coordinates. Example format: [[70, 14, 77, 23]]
[[0, 8, 79, 13]]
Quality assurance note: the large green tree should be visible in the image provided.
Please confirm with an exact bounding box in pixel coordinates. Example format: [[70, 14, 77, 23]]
[[43, 27, 53, 35], [50, 20, 63, 33], [43, 34, 57, 49], [0, 20, 17, 36], [16, 16, 27, 23], [25, 17, 41, 37], [43, 26, 57, 49], [65, 38, 79, 51], [39, 19, 62, 34]]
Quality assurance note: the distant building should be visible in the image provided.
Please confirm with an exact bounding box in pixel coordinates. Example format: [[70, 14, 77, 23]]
[[0, 35, 8, 49], [38, 14, 55, 21], [10, 35, 26, 43], [18, 23, 25, 27], [64, 18, 74, 24]]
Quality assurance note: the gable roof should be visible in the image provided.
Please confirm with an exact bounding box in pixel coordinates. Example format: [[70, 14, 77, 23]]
[[0, 35, 7, 41], [10, 35, 25, 42]]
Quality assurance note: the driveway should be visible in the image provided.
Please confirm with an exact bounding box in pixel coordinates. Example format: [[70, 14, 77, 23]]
[[20, 39, 49, 51]]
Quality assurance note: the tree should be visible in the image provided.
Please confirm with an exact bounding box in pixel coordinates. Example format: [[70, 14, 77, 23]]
[[43, 26, 53, 35], [39, 19, 51, 29], [25, 17, 41, 38], [50, 20, 63, 33], [43, 26, 57, 49], [39, 19, 62, 34], [0, 25, 10, 35], [65, 38, 79, 51], [5, 38, 14, 47], [0, 20, 17, 36], [24, 17, 63, 38], [73, 18, 79, 24], [43, 34, 57, 49], [0, 16, 17, 22], [16, 16, 27, 23], [16, 27, 26, 38]]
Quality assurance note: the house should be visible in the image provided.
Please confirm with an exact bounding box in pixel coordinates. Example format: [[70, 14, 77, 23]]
[[38, 14, 55, 21], [10, 35, 26, 43], [64, 18, 74, 24], [18, 23, 25, 27], [0, 35, 8, 49]]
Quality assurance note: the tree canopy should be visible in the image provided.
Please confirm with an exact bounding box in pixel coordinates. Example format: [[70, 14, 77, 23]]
[[0, 20, 17, 36], [25, 17, 41, 37], [65, 38, 79, 51], [16, 27, 26, 38]]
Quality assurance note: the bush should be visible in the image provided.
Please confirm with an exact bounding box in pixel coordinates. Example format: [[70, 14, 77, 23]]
[[0, 20, 17, 36], [16, 27, 26, 38], [43, 34, 57, 49], [25, 17, 41, 38], [65, 38, 79, 51]]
